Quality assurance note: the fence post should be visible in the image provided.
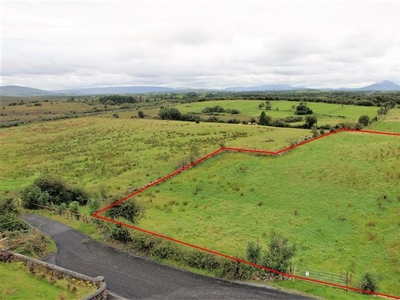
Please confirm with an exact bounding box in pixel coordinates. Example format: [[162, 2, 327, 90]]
[[346, 271, 348, 291], [293, 265, 295, 283]]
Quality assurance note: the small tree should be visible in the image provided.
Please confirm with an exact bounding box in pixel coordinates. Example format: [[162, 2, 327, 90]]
[[262, 230, 296, 276], [360, 272, 379, 293], [358, 115, 370, 127], [138, 111, 144, 118], [259, 111, 271, 126], [246, 241, 262, 264], [304, 115, 317, 129]]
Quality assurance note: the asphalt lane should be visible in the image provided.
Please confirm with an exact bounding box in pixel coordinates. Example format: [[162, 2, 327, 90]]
[[24, 214, 311, 300]]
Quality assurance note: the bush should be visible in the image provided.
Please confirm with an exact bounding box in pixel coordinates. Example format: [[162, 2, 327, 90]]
[[109, 225, 131, 243], [88, 198, 100, 216], [246, 241, 261, 264], [360, 272, 379, 293], [105, 199, 141, 223], [69, 201, 80, 220], [0, 197, 18, 215], [0, 213, 29, 232], [21, 185, 48, 209], [21, 175, 90, 208], [358, 115, 370, 127]]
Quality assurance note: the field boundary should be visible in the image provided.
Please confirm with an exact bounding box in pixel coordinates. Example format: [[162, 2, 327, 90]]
[[93, 128, 400, 299]]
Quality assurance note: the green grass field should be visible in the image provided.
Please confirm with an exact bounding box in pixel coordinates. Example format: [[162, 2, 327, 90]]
[[1, 108, 399, 298], [0, 262, 95, 299], [129, 130, 400, 296], [0, 116, 310, 195], [174, 100, 379, 126]]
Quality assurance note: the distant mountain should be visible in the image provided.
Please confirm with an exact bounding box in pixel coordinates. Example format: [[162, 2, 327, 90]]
[[0, 85, 53, 97], [358, 80, 400, 91], [336, 80, 400, 91], [54, 86, 176, 95], [225, 84, 303, 92]]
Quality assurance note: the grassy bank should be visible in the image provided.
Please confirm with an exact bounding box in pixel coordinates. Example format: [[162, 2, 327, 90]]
[[0, 261, 95, 299]]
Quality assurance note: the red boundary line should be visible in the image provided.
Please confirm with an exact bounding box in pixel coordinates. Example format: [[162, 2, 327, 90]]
[[93, 128, 400, 299]]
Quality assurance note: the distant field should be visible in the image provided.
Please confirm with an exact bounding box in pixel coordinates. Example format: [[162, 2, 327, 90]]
[[372, 108, 400, 132], [0, 116, 310, 195], [130, 131, 400, 295], [0, 97, 96, 123], [174, 100, 379, 126]]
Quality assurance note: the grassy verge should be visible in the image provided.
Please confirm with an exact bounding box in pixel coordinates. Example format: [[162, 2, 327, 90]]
[[0, 261, 95, 300]]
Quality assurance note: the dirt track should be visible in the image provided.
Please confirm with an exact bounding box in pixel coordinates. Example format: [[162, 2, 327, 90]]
[[24, 214, 310, 299]]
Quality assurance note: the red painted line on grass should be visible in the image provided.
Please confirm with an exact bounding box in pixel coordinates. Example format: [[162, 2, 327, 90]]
[[93, 128, 400, 299]]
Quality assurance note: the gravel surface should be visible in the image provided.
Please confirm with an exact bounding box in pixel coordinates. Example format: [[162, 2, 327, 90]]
[[24, 214, 311, 300]]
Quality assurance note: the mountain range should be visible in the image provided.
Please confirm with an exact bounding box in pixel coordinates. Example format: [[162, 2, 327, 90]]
[[1, 80, 400, 97]]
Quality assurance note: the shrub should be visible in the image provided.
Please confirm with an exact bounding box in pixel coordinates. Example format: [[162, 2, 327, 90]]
[[21, 185, 48, 209], [360, 272, 379, 293], [358, 115, 370, 127], [0, 197, 18, 215], [0, 213, 29, 232], [109, 225, 131, 243], [105, 199, 141, 223], [246, 241, 262, 264], [69, 201, 80, 220]]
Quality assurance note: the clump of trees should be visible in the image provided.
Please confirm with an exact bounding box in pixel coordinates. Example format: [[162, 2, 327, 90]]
[[98, 95, 138, 105], [21, 174, 89, 209], [295, 103, 313, 115], [202, 105, 240, 114]]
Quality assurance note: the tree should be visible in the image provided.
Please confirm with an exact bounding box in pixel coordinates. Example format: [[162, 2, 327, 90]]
[[262, 230, 296, 276], [358, 115, 370, 127], [259, 111, 271, 126], [158, 107, 182, 120], [304, 115, 317, 129], [138, 111, 144, 118], [265, 101, 272, 111], [360, 272, 379, 293]]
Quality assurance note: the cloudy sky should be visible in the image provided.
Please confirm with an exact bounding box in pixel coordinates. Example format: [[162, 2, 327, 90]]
[[2, 0, 400, 90]]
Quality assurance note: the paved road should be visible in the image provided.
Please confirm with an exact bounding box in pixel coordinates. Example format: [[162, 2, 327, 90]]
[[24, 214, 310, 300]]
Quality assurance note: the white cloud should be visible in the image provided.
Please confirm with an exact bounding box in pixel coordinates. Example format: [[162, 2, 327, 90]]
[[2, 0, 400, 89]]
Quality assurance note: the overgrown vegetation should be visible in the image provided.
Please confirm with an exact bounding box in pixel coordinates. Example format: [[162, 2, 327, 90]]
[[21, 174, 89, 209]]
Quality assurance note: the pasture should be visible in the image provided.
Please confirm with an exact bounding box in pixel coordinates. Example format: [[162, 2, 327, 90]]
[[0, 116, 310, 195], [1, 108, 400, 297], [174, 100, 379, 126], [127, 130, 400, 295]]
